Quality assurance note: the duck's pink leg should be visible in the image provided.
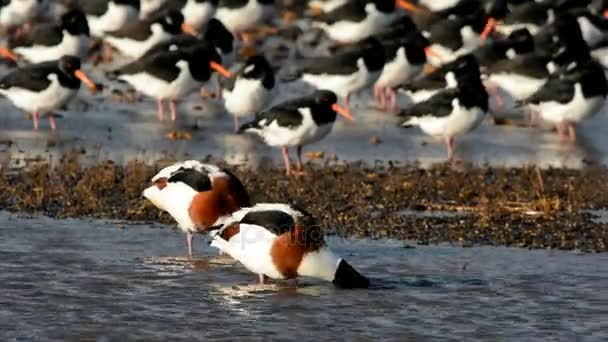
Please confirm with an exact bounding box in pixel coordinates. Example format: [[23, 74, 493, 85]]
[[186, 231, 194, 257]]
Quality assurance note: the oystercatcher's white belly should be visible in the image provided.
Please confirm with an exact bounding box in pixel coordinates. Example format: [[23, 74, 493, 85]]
[[15, 33, 90, 63], [0, 74, 78, 113], [119, 61, 200, 100]]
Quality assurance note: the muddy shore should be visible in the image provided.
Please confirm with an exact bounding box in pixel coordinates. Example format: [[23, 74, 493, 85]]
[[1, 153, 606, 252]]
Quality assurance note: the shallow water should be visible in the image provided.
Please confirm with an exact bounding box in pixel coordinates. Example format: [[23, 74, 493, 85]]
[[1, 212, 606, 340]]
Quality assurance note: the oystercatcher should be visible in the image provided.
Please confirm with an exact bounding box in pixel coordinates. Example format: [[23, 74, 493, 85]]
[[239, 90, 352, 176], [374, 32, 430, 112], [472, 28, 534, 67], [112, 42, 232, 122], [83, 0, 141, 37], [214, 0, 275, 38], [221, 55, 275, 132], [104, 9, 197, 59], [140, 0, 169, 18], [295, 37, 385, 110], [180, 0, 219, 30], [521, 59, 607, 142], [0, 0, 42, 29], [399, 57, 489, 161], [0, 55, 98, 131], [9, 8, 91, 63], [311, 0, 418, 43], [210, 203, 369, 288], [142, 160, 250, 257], [397, 54, 479, 104]]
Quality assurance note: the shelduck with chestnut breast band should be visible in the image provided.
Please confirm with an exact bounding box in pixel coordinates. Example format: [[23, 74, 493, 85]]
[[142, 161, 250, 257], [209, 203, 370, 289]]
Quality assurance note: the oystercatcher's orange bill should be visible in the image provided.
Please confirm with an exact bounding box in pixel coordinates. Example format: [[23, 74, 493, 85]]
[[481, 17, 497, 42], [396, 0, 418, 12], [332, 103, 353, 121], [424, 46, 441, 59], [0, 47, 17, 61], [74, 70, 98, 92], [604, 10, 608, 19], [209, 61, 233, 78], [181, 23, 198, 36]]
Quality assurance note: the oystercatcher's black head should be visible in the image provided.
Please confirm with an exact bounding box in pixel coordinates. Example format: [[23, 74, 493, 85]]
[[258, 0, 274, 4], [182, 42, 233, 80], [58, 55, 99, 92], [242, 55, 274, 88], [332, 259, 370, 289], [156, 10, 188, 35], [309, 90, 353, 124], [451, 54, 481, 80], [507, 28, 535, 54], [61, 8, 90, 36], [114, 0, 141, 8], [550, 13, 590, 64], [590, 0, 608, 16], [203, 18, 234, 55], [360, 38, 386, 72], [368, 0, 397, 12]]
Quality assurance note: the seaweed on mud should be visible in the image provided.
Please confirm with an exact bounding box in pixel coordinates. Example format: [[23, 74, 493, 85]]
[[0, 153, 607, 252]]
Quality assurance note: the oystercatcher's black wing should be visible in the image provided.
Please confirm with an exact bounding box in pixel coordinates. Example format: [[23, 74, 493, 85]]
[[0, 62, 56, 91], [399, 88, 459, 118]]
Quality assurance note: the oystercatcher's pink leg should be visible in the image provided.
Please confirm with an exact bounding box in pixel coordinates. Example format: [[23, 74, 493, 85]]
[[374, 85, 385, 110], [48, 113, 57, 131], [556, 122, 567, 142], [445, 136, 455, 161], [169, 100, 177, 122], [32, 112, 39, 131], [567, 123, 576, 143], [258, 274, 265, 285], [387, 87, 397, 113], [216, 77, 223, 100], [233, 115, 239, 133], [186, 231, 194, 257], [281, 146, 292, 176], [157, 98, 165, 122], [296, 145, 303, 171], [344, 93, 351, 112]]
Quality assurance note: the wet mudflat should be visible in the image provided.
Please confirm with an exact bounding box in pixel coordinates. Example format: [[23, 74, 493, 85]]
[[0, 212, 606, 341]]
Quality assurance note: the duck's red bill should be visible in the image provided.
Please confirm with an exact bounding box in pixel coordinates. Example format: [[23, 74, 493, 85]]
[[209, 61, 233, 78], [181, 23, 199, 36], [74, 70, 98, 92], [481, 17, 497, 42], [0, 47, 17, 62], [396, 0, 418, 12], [332, 103, 353, 121]]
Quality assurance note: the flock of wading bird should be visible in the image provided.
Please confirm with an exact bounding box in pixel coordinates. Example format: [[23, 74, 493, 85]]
[[0, 0, 607, 287]]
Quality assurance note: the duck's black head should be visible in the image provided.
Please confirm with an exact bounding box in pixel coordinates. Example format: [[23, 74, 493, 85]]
[[157, 9, 186, 35], [204, 18, 234, 55], [242, 55, 274, 88], [333, 259, 370, 289], [61, 8, 90, 36]]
